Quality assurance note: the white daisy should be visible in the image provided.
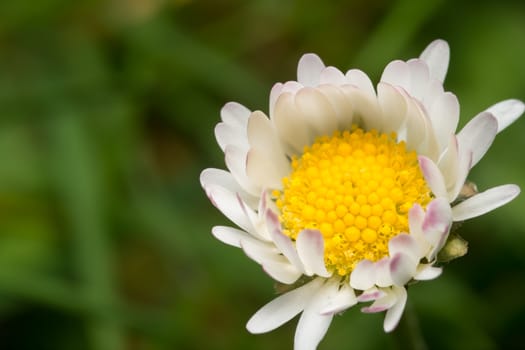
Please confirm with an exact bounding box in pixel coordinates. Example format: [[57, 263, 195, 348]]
[[200, 39, 523, 350]]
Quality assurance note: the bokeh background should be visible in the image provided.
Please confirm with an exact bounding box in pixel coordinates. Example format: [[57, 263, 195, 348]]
[[0, 0, 525, 349]]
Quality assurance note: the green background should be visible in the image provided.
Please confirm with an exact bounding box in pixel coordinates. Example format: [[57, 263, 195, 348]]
[[0, 0, 524, 349]]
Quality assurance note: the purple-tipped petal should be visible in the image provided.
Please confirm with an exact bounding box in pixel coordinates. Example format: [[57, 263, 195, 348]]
[[486, 99, 525, 133], [350, 259, 376, 290], [296, 229, 331, 278], [361, 288, 397, 314], [419, 39, 450, 83], [297, 53, 325, 87], [383, 286, 408, 332], [452, 184, 520, 221], [357, 287, 386, 302], [389, 253, 417, 286], [246, 278, 323, 334], [422, 198, 452, 260], [373, 257, 393, 288], [457, 112, 498, 169], [389, 234, 421, 262], [419, 156, 448, 199]]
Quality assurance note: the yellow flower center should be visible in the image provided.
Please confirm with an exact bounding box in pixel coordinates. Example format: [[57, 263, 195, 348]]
[[274, 127, 432, 276]]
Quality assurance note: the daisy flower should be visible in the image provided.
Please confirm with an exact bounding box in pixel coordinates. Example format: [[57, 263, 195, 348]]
[[200, 39, 523, 349]]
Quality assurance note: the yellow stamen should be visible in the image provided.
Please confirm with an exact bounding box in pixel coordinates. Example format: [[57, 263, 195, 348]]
[[276, 127, 432, 276]]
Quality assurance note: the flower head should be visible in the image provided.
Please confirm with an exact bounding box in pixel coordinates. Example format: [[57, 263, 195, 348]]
[[200, 39, 523, 349]]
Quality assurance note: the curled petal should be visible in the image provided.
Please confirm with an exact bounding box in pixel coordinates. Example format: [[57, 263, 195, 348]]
[[452, 184, 520, 221], [486, 99, 525, 133]]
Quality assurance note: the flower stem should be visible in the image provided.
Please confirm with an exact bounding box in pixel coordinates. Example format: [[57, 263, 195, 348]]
[[394, 301, 428, 350]]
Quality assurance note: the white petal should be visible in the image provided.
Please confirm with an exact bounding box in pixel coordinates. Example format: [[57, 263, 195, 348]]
[[418, 155, 448, 199], [389, 253, 417, 286], [206, 185, 255, 233], [266, 210, 304, 271], [316, 84, 355, 128], [414, 264, 442, 280], [319, 282, 357, 315], [406, 59, 430, 101], [486, 99, 525, 133], [428, 92, 459, 151], [214, 122, 248, 152], [340, 85, 382, 131], [247, 111, 290, 176], [262, 259, 303, 284], [377, 83, 407, 133], [320, 66, 347, 85], [295, 87, 338, 136], [350, 259, 375, 290], [224, 145, 259, 196], [452, 184, 520, 221], [380, 60, 410, 90], [270, 82, 303, 117], [419, 39, 449, 83], [246, 278, 323, 334], [212, 225, 252, 248], [294, 282, 335, 350], [346, 69, 376, 98], [273, 92, 312, 154], [240, 238, 279, 265], [449, 148, 472, 202], [220, 102, 251, 127], [296, 229, 331, 277], [437, 135, 459, 194], [297, 54, 325, 87], [200, 168, 258, 208], [457, 112, 498, 169], [383, 286, 408, 332], [246, 148, 286, 190]]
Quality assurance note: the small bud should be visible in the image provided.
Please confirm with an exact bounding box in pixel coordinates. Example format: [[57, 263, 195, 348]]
[[437, 234, 468, 263]]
